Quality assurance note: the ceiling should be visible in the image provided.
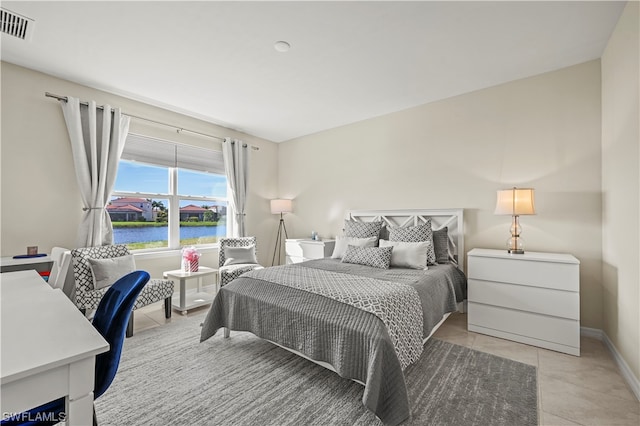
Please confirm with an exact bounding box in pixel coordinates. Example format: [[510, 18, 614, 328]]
[[0, 1, 626, 143]]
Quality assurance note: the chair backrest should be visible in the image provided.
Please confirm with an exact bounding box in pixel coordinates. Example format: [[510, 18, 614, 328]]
[[49, 247, 72, 290], [92, 270, 150, 399], [218, 237, 257, 267], [72, 245, 131, 307], [48, 247, 66, 288]]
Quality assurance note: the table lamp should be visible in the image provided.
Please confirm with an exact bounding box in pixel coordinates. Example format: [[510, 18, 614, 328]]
[[495, 187, 536, 254], [270, 199, 293, 265]]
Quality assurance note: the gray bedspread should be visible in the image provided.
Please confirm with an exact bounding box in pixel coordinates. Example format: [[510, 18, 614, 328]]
[[200, 259, 467, 425]]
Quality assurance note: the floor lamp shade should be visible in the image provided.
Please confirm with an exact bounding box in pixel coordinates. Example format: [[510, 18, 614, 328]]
[[270, 199, 292, 265], [495, 187, 536, 254], [270, 199, 293, 215]]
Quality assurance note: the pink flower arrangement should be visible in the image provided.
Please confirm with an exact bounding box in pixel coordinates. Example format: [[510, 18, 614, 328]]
[[182, 246, 201, 262]]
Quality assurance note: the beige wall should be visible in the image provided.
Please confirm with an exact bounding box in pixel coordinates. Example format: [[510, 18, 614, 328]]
[[601, 2, 640, 381], [279, 60, 604, 329], [0, 62, 280, 277]]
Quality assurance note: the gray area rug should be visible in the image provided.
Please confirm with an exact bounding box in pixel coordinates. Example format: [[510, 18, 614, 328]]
[[95, 314, 537, 426]]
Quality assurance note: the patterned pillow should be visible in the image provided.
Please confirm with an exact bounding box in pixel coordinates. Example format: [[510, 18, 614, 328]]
[[341, 245, 393, 269], [388, 220, 436, 265], [343, 219, 383, 239], [432, 227, 448, 264]]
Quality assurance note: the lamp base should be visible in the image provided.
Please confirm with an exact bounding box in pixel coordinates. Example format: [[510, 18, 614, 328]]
[[508, 249, 525, 254]]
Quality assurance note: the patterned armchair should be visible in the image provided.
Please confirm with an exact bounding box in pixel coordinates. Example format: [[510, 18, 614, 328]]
[[71, 244, 174, 337], [219, 237, 264, 287]]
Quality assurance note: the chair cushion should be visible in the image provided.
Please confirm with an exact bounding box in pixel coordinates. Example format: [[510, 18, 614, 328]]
[[220, 264, 264, 286]]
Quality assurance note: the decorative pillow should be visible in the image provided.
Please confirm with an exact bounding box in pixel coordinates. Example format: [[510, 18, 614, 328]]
[[223, 245, 258, 266], [88, 255, 136, 290], [331, 236, 378, 259], [341, 245, 393, 269], [379, 239, 429, 269], [432, 227, 450, 264], [343, 219, 384, 239], [388, 221, 436, 265]]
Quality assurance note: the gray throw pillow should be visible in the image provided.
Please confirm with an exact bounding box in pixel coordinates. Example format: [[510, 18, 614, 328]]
[[223, 245, 258, 266], [341, 245, 393, 269], [88, 255, 136, 290], [432, 227, 450, 264], [388, 221, 437, 265]]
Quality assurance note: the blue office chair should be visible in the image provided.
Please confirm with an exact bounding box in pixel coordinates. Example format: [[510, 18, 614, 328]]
[[1, 270, 150, 426]]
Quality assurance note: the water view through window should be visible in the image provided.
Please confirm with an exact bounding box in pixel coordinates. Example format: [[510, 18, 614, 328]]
[[110, 160, 228, 250]]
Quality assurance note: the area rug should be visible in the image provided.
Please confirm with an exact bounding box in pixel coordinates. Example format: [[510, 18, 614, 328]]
[[95, 314, 537, 426]]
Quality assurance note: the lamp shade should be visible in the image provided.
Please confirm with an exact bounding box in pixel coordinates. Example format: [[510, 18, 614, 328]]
[[270, 199, 293, 215], [495, 188, 536, 215]]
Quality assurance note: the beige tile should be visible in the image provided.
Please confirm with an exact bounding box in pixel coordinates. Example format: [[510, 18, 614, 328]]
[[537, 342, 636, 403], [433, 330, 478, 348], [540, 411, 582, 425], [540, 373, 640, 425], [433, 312, 478, 348], [132, 311, 161, 333], [471, 333, 540, 366]]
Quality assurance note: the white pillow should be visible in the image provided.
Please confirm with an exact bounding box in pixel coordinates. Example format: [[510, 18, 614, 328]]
[[223, 245, 258, 266], [379, 239, 430, 270], [331, 236, 377, 259], [87, 255, 136, 290]]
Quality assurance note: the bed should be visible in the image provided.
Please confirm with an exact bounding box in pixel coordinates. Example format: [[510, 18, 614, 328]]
[[200, 209, 467, 425]]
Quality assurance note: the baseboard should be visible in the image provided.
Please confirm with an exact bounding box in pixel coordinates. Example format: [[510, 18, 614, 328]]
[[581, 326, 640, 401]]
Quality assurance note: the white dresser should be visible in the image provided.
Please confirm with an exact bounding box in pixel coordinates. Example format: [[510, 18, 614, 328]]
[[467, 248, 580, 356], [285, 239, 336, 264]]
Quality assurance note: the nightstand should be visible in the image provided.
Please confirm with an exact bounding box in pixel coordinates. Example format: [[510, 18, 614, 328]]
[[467, 248, 581, 356], [285, 239, 336, 264]]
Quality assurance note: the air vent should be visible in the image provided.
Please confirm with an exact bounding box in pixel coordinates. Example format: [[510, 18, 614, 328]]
[[1, 8, 34, 41]]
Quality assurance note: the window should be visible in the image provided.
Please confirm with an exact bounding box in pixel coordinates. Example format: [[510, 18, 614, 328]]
[[109, 133, 228, 251]]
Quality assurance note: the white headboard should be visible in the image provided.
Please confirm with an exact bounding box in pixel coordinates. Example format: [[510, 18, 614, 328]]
[[346, 209, 465, 271]]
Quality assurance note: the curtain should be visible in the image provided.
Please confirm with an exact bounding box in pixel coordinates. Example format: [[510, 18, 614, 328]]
[[61, 97, 130, 247], [222, 138, 249, 237]]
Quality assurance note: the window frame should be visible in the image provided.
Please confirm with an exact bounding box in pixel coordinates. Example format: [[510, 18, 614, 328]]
[[110, 135, 230, 253]]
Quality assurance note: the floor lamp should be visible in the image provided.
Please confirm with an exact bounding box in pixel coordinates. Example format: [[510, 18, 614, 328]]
[[271, 199, 292, 266]]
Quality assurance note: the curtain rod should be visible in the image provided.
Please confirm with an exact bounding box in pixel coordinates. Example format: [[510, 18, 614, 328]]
[[45, 92, 259, 150]]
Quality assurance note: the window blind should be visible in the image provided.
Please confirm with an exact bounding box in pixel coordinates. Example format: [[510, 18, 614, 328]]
[[121, 133, 225, 175]]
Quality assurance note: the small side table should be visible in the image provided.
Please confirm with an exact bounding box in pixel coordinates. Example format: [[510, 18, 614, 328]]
[[163, 266, 218, 315]]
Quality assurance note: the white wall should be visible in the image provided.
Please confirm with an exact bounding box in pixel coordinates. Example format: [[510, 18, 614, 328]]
[[601, 1, 640, 382], [279, 60, 604, 329], [0, 62, 280, 276]]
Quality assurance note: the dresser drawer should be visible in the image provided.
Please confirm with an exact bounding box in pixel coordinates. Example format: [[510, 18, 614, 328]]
[[468, 302, 580, 348], [468, 279, 579, 320], [467, 255, 579, 292]]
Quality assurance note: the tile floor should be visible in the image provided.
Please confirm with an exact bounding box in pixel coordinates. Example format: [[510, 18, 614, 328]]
[[133, 302, 639, 426]]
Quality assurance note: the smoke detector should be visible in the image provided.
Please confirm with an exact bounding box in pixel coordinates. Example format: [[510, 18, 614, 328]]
[[1, 8, 34, 41]]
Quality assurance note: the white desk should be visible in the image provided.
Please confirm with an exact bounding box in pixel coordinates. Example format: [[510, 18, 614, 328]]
[[1, 270, 109, 425], [163, 267, 218, 315], [0, 255, 53, 274]]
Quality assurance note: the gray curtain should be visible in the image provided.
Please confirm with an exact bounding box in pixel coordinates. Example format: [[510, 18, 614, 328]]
[[222, 138, 249, 237], [60, 97, 130, 247]]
